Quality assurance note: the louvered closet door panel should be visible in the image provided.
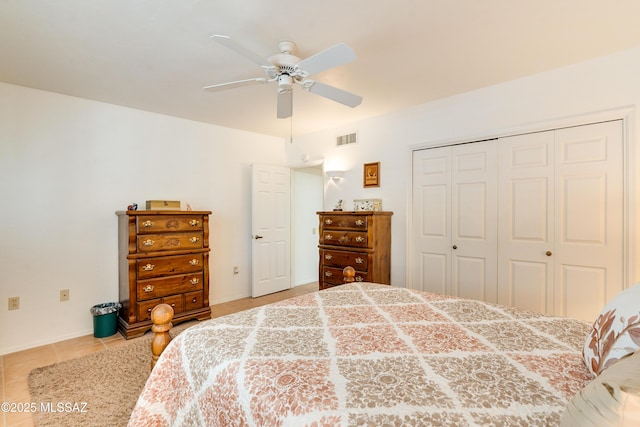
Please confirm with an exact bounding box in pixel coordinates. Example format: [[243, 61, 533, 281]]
[[553, 121, 623, 321], [497, 131, 555, 314], [451, 141, 498, 303], [412, 147, 451, 294]]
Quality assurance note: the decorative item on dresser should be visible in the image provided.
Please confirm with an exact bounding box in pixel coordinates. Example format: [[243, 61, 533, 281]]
[[115, 210, 212, 339], [317, 210, 392, 290]]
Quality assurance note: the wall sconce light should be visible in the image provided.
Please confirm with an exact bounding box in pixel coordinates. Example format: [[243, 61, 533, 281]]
[[326, 170, 344, 180]]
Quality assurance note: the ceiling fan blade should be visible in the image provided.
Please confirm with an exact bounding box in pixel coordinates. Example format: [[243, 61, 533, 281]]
[[277, 89, 292, 119], [210, 34, 272, 68], [305, 81, 362, 108], [203, 78, 268, 92], [296, 43, 356, 75]]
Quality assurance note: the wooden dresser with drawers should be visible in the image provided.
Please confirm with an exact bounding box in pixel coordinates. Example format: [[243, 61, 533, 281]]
[[116, 210, 212, 338], [317, 211, 392, 290]]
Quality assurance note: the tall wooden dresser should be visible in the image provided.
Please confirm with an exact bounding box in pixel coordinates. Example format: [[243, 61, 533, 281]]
[[116, 210, 212, 339], [317, 211, 392, 289]]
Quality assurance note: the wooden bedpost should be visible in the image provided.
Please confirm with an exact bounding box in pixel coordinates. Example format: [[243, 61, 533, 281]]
[[150, 303, 174, 370], [343, 266, 355, 283]]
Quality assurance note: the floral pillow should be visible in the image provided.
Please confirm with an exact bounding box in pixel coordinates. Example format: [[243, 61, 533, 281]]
[[583, 283, 640, 376]]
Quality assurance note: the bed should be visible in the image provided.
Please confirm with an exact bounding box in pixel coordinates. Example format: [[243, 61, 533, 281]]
[[128, 271, 595, 426]]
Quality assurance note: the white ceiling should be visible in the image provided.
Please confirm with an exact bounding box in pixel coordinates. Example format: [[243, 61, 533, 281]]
[[2, 1, 640, 139]]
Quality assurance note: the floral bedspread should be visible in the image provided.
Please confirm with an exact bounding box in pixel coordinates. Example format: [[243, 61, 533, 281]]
[[128, 283, 592, 426]]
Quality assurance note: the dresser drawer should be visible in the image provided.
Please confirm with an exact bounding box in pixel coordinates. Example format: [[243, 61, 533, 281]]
[[184, 290, 204, 311], [137, 295, 185, 322], [321, 249, 368, 270], [137, 232, 204, 252], [321, 215, 368, 230], [136, 215, 204, 234], [321, 231, 368, 248], [137, 273, 204, 301], [137, 299, 161, 322], [322, 266, 368, 285], [137, 254, 204, 279], [162, 294, 185, 314]]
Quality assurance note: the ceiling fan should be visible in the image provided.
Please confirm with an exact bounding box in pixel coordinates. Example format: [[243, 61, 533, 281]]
[[204, 35, 363, 119]]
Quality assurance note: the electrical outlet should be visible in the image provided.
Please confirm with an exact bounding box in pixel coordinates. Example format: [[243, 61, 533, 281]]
[[8, 297, 20, 311], [60, 289, 70, 302]]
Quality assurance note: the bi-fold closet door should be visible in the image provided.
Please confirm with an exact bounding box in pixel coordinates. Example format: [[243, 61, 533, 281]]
[[412, 120, 623, 321], [412, 140, 499, 303]]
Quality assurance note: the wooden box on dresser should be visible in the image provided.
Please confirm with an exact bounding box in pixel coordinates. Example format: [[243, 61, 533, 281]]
[[116, 210, 212, 339], [317, 211, 393, 290]]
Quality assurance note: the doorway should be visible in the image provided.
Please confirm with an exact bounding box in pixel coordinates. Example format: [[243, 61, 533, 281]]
[[291, 165, 323, 286]]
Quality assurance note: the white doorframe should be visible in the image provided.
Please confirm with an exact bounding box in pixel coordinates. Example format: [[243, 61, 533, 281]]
[[407, 107, 638, 295]]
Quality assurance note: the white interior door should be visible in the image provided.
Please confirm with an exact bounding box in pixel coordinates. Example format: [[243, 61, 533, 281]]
[[251, 163, 291, 297], [497, 131, 556, 313], [411, 141, 498, 300], [451, 141, 498, 302], [497, 120, 624, 321], [553, 121, 623, 320], [412, 146, 452, 294]]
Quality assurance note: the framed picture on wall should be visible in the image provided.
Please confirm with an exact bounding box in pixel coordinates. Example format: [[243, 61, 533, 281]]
[[363, 162, 380, 187]]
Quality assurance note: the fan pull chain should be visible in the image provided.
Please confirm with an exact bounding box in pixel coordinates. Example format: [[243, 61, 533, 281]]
[[289, 116, 293, 143]]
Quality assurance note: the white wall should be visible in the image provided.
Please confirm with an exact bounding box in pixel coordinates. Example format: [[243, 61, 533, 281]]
[[0, 83, 285, 354], [285, 47, 640, 290]]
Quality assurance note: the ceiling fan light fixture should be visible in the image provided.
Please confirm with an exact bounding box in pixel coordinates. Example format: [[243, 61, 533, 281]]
[[278, 74, 293, 92]]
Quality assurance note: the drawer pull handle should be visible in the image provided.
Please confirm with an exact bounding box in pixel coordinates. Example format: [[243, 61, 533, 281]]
[[142, 263, 155, 271], [356, 276, 364, 282], [189, 236, 200, 243], [324, 254, 333, 260], [325, 271, 333, 277], [325, 219, 333, 225], [170, 303, 175, 307], [143, 285, 154, 293], [189, 219, 200, 227], [189, 259, 199, 266], [147, 308, 152, 312], [142, 239, 155, 246], [192, 297, 198, 303], [142, 220, 154, 227], [355, 236, 365, 242], [190, 278, 200, 285], [325, 234, 333, 240], [355, 220, 364, 226], [355, 257, 364, 264]]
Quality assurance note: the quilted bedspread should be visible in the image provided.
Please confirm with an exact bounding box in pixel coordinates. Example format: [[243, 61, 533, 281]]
[[128, 283, 592, 426]]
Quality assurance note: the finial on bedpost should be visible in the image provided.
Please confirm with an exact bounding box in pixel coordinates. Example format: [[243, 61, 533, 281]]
[[343, 266, 355, 283], [150, 303, 174, 370]]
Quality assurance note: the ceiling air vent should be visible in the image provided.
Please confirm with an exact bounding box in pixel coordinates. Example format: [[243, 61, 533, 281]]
[[336, 132, 358, 147]]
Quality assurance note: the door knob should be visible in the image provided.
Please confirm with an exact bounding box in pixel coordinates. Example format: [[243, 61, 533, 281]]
[[254, 235, 264, 240], [452, 245, 458, 250], [546, 251, 552, 256]]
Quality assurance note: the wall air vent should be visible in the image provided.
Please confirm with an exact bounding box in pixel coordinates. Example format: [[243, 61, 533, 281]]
[[336, 132, 358, 147]]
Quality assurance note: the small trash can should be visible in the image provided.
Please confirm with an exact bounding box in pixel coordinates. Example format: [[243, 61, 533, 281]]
[[90, 302, 122, 338]]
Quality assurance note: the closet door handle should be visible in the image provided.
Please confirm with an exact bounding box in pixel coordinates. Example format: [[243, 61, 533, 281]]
[[452, 245, 458, 250], [546, 251, 552, 256]]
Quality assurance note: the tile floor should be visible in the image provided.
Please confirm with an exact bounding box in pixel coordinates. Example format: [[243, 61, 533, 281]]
[[1, 282, 317, 427]]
